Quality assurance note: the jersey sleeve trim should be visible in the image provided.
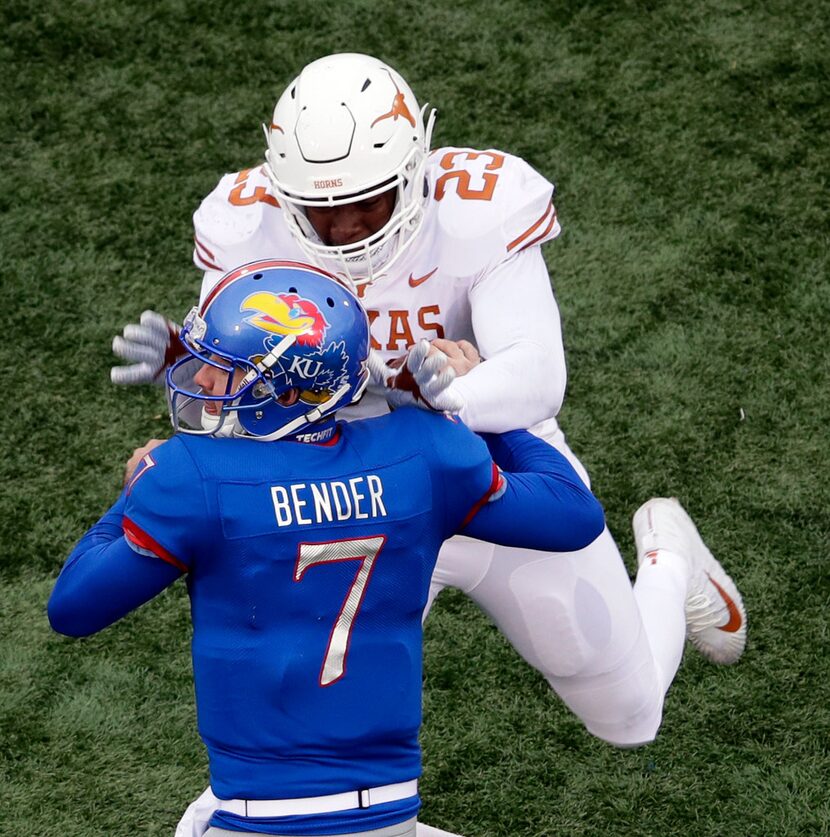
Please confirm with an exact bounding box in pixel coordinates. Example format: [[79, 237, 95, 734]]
[[194, 235, 223, 271], [507, 200, 557, 253], [460, 462, 504, 528], [122, 517, 189, 573]]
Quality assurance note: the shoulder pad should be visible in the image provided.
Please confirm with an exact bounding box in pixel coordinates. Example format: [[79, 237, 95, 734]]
[[426, 147, 560, 276], [192, 166, 287, 273]]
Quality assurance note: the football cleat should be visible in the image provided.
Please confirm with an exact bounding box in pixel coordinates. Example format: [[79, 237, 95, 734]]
[[633, 497, 747, 664]]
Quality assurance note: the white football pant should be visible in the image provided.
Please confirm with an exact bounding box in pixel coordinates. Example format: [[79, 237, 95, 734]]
[[427, 431, 687, 748]]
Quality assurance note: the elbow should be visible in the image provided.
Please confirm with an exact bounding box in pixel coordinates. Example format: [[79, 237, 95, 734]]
[[47, 593, 95, 638], [584, 499, 606, 546], [508, 342, 566, 425], [562, 496, 606, 552], [537, 354, 566, 420], [535, 390, 564, 428]]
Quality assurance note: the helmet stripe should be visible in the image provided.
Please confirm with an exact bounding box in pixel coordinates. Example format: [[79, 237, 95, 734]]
[[200, 259, 344, 315]]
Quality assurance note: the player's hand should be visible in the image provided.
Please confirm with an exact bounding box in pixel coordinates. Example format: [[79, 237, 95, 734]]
[[111, 310, 186, 385], [429, 338, 481, 377], [124, 439, 166, 486], [371, 341, 465, 414]]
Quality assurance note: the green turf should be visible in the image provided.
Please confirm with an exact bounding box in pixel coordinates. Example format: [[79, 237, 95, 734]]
[[2, 0, 829, 834]]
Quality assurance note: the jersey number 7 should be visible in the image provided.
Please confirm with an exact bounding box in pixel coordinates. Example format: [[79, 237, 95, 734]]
[[294, 536, 387, 686]]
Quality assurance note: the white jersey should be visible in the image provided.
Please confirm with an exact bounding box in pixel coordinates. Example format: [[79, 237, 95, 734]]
[[193, 147, 566, 437]]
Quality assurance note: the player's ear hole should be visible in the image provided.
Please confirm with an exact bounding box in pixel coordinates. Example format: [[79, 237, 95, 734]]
[[277, 388, 301, 406]]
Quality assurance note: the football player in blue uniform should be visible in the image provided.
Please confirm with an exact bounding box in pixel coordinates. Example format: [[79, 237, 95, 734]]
[[49, 260, 604, 837]]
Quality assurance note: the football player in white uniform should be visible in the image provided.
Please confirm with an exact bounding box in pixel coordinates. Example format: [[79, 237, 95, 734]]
[[112, 54, 747, 836]]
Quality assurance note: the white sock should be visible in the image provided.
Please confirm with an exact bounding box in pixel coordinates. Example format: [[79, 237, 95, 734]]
[[633, 549, 688, 694]]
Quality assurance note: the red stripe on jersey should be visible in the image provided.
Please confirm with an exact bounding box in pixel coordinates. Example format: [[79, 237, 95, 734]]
[[123, 517, 188, 573], [194, 251, 223, 272], [193, 237, 223, 272], [194, 235, 217, 261], [507, 200, 554, 253], [460, 462, 504, 529], [517, 207, 558, 252]]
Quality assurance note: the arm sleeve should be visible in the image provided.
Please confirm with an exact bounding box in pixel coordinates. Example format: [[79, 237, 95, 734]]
[[462, 430, 605, 552], [47, 491, 183, 637], [452, 247, 567, 433]]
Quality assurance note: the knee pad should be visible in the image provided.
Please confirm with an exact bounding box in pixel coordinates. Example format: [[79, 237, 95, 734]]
[[507, 557, 614, 677], [503, 535, 639, 679]]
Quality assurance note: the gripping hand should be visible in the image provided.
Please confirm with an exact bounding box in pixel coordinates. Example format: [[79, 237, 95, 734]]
[[369, 341, 465, 414], [111, 310, 186, 385]]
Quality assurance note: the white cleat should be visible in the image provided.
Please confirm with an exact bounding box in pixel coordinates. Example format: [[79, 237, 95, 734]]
[[633, 497, 747, 664]]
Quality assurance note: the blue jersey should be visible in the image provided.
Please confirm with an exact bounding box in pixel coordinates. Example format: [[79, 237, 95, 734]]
[[49, 408, 604, 835]]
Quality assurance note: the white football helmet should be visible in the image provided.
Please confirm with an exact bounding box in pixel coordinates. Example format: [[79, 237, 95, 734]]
[[264, 53, 436, 287]]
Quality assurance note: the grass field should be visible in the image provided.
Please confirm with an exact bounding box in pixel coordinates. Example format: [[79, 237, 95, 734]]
[[3, 0, 829, 834]]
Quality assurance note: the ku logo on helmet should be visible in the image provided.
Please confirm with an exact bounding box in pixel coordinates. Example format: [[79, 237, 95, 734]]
[[286, 355, 324, 380], [288, 340, 353, 394], [241, 291, 329, 346]]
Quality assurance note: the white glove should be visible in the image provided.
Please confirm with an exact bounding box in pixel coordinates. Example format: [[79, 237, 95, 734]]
[[111, 310, 185, 385], [370, 341, 465, 414]]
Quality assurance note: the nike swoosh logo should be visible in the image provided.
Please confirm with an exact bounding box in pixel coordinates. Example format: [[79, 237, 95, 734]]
[[707, 573, 743, 632], [408, 267, 438, 288]]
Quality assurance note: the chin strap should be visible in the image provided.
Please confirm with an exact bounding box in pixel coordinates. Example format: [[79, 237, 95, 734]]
[[250, 382, 352, 442], [255, 333, 297, 374], [200, 406, 238, 437]]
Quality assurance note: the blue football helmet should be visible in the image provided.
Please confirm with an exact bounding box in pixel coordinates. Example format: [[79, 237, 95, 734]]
[[167, 259, 370, 440]]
